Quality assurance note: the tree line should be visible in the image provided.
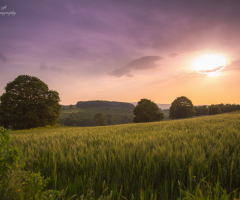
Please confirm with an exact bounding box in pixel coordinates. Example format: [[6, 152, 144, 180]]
[[194, 104, 240, 116], [0, 75, 239, 130]]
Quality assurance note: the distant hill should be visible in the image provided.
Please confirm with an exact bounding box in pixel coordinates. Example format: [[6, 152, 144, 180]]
[[76, 100, 135, 109], [130, 102, 171, 110], [60, 100, 135, 126]]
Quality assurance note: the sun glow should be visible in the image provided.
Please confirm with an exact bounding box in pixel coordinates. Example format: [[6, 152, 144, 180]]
[[193, 54, 228, 76]]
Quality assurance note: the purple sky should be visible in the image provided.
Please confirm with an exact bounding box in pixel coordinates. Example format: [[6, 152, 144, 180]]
[[1, 0, 240, 105]]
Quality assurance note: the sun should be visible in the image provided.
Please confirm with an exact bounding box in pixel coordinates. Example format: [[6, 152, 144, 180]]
[[193, 54, 228, 76]]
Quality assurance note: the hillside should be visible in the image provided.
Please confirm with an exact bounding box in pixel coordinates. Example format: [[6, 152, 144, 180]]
[[60, 106, 134, 125], [60, 101, 170, 126], [10, 111, 240, 199]]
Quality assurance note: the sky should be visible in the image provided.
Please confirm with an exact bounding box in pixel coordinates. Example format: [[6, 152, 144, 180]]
[[1, 0, 240, 106]]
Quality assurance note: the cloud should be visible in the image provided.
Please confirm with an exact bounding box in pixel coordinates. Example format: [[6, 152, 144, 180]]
[[0, 53, 8, 63], [198, 66, 225, 74], [39, 62, 62, 73], [108, 56, 162, 77], [169, 53, 179, 57], [223, 61, 240, 71]]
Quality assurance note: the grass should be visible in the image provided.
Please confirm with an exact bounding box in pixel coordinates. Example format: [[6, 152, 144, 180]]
[[9, 112, 240, 199]]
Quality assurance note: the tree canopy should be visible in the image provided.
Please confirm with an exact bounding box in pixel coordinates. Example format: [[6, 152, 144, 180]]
[[208, 105, 222, 115], [94, 113, 107, 126], [0, 75, 62, 130], [133, 99, 164, 123], [194, 105, 208, 116], [169, 96, 195, 119]]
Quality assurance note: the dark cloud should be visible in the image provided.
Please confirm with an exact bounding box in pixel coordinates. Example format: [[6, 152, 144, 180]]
[[0, 53, 8, 63], [109, 56, 162, 77], [2, 1, 240, 60], [39, 62, 62, 73], [1, 0, 240, 79]]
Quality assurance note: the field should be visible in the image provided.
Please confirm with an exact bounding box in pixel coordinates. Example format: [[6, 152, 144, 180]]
[[10, 112, 240, 199]]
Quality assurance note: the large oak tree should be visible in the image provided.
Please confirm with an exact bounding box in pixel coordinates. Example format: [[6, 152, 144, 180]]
[[133, 99, 164, 123], [169, 96, 195, 119], [0, 75, 62, 130]]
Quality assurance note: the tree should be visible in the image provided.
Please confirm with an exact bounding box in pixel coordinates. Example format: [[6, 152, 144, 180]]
[[194, 105, 208, 116], [94, 113, 107, 126], [82, 119, 93, 126], [106, 114, 115, 125], [133, 99, 164, 123], [69, 104, 73, 109], [208, 105, 222, 115], [169, 96, 195, 119], [0, 75, 62, 130]]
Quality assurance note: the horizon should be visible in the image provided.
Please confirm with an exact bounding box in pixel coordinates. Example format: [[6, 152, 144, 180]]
[[61, 100, 239, 110], [1, 1, 240, 105]]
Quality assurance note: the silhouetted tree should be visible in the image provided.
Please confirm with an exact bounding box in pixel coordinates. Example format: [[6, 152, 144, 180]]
[[169, 96, 195, 119], [0, 75, 61, 130], [133, 99, 164, 123]]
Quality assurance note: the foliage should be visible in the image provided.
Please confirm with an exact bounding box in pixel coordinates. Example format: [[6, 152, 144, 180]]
[[194, 104, 240, 117], [178, 176, 240, 200], [133, 99, 164, 123], [76, 100, 134, 109], [213, 103, 240, 113], [10, 112, 240, 199], [0, 127, 75, 199], [208, 105, 222, 115], [106, 114, 115, 125], [60, 107, 134, 126], [94, 113, 107, 126], [169, 96, 195, 119], [0, 75, 62, 130], [194, 105, 208, 116], [0, 127, 19, 180]]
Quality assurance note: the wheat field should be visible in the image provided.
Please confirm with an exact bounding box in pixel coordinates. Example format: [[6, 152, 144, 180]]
[[10, 112, 240, 199]]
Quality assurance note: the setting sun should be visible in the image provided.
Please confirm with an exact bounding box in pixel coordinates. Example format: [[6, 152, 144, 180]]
[[193, 54, 228, 76]]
